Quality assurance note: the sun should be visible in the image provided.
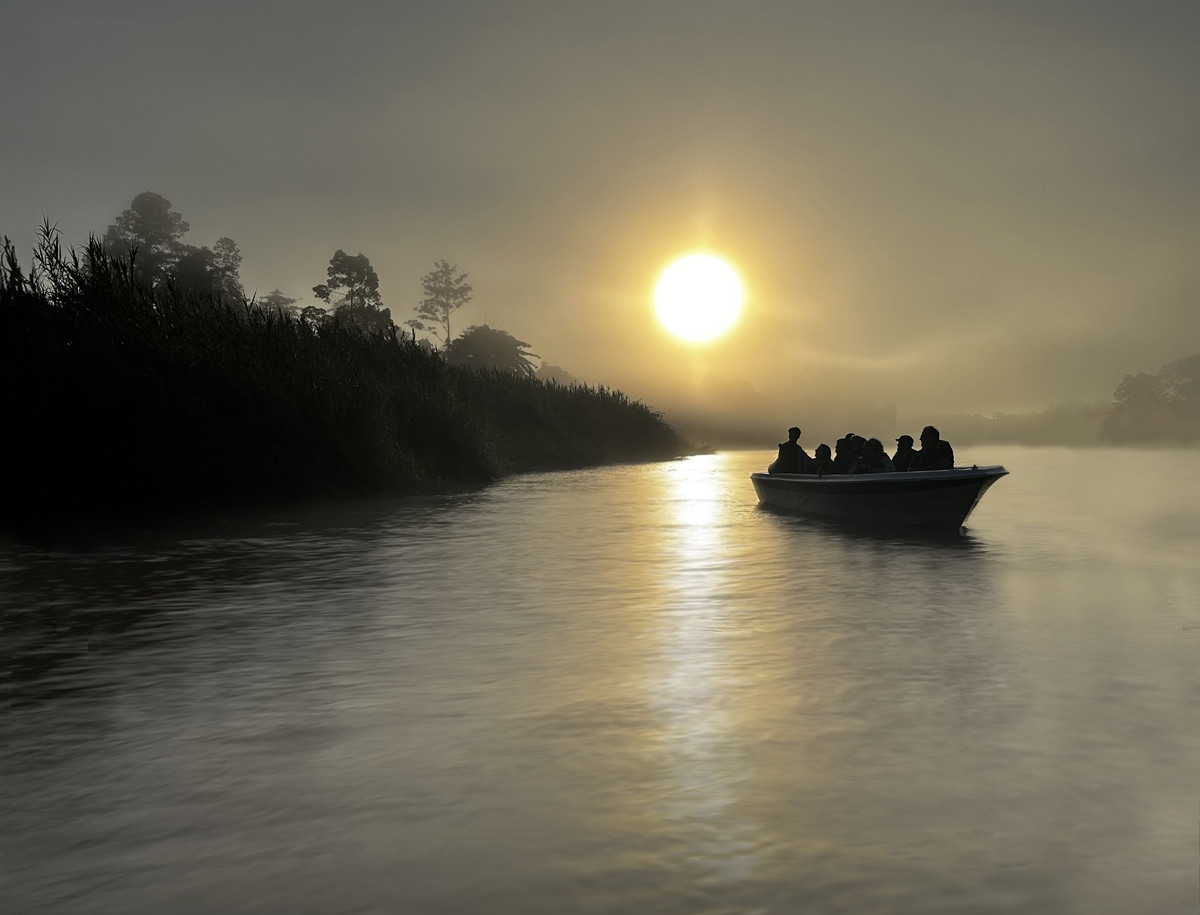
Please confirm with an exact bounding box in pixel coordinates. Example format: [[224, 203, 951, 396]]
[[654, 253, 743, 342]]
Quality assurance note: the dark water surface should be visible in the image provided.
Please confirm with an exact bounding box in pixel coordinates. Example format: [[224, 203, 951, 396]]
[[2, 446, 1198, 914]]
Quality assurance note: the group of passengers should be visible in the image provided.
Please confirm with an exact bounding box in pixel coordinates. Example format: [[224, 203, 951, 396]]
[[767, 425, 954, 475]]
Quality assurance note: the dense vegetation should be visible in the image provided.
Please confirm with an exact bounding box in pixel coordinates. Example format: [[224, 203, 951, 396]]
[[0, 231, 682, 531], [1099, 356, 1200, 444]]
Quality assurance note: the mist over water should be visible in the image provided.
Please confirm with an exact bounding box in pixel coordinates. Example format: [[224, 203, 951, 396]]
[[2, 447, 1198, 913]]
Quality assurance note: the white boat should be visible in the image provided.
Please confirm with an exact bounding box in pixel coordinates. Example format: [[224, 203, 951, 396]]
[[750, 465, 1008, 530]]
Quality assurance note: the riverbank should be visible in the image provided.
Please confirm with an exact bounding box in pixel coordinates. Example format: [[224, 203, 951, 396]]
[[0, 238, 683, 534]]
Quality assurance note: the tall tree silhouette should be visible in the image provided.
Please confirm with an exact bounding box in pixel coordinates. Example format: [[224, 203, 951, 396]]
[[313, 250, 391, 334], [211, 237, 244, 300], [314, 250, 382, 309], [411, 259, 472, 346], [102, 191, 190, 287]]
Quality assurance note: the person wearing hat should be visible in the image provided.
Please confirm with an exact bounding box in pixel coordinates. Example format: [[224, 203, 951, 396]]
[[892, 434, 917, 472], [767, 426, 813, 474]]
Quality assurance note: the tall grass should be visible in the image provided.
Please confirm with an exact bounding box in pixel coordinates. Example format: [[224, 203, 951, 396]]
[[0, 228, 681, 529]]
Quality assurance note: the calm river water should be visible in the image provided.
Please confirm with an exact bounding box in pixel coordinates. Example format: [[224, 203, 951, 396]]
[[2, 446, 1198, 914]]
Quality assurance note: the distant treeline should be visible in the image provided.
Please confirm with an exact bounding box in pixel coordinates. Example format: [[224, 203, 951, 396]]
[[921, 402, 1110, 447], [1098, 356, 1200, 445], [0, 231, 681, 530], [673, 381, 1198, 452], [918, 357, 1200, 447]]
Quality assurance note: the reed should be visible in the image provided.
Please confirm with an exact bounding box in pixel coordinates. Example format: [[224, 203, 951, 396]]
[[0, 228, 682, 528]]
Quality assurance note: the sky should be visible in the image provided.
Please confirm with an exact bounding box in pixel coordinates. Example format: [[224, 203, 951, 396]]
[[2, 1, 1198, 438]]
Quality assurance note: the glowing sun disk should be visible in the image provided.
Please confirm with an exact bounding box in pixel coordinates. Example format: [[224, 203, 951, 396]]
[[654, 254, 743, 342]]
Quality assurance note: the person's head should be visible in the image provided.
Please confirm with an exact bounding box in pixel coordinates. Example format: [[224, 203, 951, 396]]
[[896, 434, 914, 451], [865, 438, 883, 456], [920, 425, 940, 447], [815, 443, 832, 460], [787, 426, 801, 442]]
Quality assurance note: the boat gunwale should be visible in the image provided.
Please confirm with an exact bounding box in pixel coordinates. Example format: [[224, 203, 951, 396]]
[[750, 465, 1008, 486]]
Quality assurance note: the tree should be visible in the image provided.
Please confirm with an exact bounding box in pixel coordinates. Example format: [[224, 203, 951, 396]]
[[1100, 371, 1183, 443], [444, 325, 538, 376], [537, 362, 578, 386], [102, 191, 190, 287], [168, 237, 244, 301], [411, 259, 472, 346], [334, 300, 394, 336], [1100, 355, 1200, 443], [313, 250, 391, 334], [211, 236, 244, 300], [300, 304, 331, 326], [1158, 355, 1200, 421], [172, 246, 217, 295], [101, 192, 242, 300], [258, 289, 300, 315], [314, 250, 382, 309]]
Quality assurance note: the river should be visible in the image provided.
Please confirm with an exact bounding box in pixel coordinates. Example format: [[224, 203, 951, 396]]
[[2, 446, 1198, 914]]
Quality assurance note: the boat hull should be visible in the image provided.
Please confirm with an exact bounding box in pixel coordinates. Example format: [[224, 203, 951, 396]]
[[750, 466, 1008, 529]]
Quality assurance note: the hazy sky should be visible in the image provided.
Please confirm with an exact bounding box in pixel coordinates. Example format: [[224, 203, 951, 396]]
[[3, 1, 1198, 430]]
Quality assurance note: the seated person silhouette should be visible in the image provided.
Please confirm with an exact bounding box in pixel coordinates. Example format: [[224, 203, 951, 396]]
[[849, 437, 895, 473], [892, 434, 916, 472], [908, 425, 955, 471], [768, 426, 813, 474], [832, 433, 862, 474], [811, 443, 835, 474]]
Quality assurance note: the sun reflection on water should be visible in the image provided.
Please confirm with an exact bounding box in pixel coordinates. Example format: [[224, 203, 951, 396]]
[[649, 454, 759, 884]]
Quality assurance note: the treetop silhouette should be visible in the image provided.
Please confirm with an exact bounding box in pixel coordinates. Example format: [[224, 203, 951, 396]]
[[102, 191, 190, 287], [445, 324, 539, 376], [102, 192, 243, 299], [410, 259, 472, 346], [313, 250, 391, 335]]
